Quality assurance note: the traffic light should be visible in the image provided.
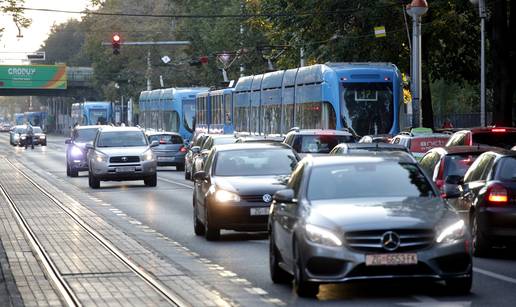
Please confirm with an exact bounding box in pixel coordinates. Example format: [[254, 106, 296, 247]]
[[112, 33, 121, 55]]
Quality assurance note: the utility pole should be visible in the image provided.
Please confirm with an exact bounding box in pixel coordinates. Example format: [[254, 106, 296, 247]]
[[240, 0, 245, 77], [300, 47, 305, 67], [406, 0, 428, 128]]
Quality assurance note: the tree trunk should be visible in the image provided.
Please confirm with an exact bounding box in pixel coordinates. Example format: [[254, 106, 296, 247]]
[[490, 0, 513, 126]]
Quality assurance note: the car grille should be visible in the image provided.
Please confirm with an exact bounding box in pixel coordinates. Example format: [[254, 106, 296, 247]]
[[110, 156, 140, 163], [347, 262, 435, 278], [345, 229, 435, 252], [240, 195, 265, 202]]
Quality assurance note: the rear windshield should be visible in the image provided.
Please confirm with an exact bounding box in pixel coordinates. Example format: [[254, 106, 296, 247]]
[[294, 135, 355, 154], [443, 154, 479, 178], [409, 137, 449, 153], [215, 149, 298, 176], [213, 137, 237, 145], [148, 134, 183, 144], [473, 132, 516, 149], [97, 131, 147, 147], [348, 146, 408, 154], [33, 127, 43, 133], [308, 162, 435, 200], [75, 128, 98, 142], [497, 157, 516, 181]]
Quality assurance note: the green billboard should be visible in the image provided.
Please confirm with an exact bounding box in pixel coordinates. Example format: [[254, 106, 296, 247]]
[[0, 64, 67, 90]]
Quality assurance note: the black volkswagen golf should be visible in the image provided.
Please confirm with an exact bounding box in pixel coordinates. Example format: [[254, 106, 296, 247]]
[[192, 143, 299, 241]]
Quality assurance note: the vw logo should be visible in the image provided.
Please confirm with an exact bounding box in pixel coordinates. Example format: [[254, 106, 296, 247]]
[[121, 156, 127, 162], [381, 231, 401, 251], [262, 194, 272, 203]]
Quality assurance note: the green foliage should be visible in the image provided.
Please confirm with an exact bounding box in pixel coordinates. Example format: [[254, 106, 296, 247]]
[[0, 0, 31, 34]]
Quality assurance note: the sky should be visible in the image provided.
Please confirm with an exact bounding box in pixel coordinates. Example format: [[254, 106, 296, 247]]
[[0, 0, 92, 64]]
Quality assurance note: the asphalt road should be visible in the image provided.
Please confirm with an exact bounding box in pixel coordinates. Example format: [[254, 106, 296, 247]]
[[2, 132, 516, 306]]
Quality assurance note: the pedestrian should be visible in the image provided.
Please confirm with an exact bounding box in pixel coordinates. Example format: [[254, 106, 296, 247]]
[[25, 122, 34, 150], [442, 118, 453, 129]]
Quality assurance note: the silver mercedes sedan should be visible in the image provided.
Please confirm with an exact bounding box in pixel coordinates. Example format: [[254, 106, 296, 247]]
[[86, 126, 158, 189], [269, 155, 472, 297]]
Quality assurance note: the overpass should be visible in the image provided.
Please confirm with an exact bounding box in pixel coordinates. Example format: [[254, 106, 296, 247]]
[[0, 65, 97, 97]]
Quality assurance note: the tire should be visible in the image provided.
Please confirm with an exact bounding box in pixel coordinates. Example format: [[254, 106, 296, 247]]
[[185, 169, 191, 180], [446, 274, 472, 294], [269, 232, 292, 283], [70, 167, 79, 178], [471, 213, 490, 257], [66, 162, 71, 177], [144, 173, 157, 187], [42, 141, 47, 146], [176, 164, 185, 172], [293, 240, 319, 297], [193, 195, 205, 236], [88, 172, 100, 189], [204, 206, 220, 241]]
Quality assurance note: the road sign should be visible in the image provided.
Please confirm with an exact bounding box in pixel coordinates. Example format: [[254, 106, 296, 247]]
[[374, 26, 387, 38], [0, 64, 67, 89], [27, 52, 46, 61]]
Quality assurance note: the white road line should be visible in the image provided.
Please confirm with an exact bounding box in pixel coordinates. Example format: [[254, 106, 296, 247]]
[[474, 267, 516, 284], [158, 176, 193, 189]]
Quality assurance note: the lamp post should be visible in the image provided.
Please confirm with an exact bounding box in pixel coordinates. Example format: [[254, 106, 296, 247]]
[[406, 0, 428, 128], [470, 0, 486, 127]]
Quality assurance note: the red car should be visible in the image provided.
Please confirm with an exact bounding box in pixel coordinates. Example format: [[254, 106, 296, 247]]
[[446, 127, 516, 149]]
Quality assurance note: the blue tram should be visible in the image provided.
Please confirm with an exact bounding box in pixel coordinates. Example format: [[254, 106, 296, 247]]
[[71, 101, 113, 126]]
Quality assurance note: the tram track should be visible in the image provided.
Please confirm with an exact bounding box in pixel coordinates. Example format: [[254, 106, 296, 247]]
[[0, 157, 189, 307]]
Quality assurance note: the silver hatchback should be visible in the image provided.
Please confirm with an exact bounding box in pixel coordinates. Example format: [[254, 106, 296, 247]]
[[86, 127, 158, 189]]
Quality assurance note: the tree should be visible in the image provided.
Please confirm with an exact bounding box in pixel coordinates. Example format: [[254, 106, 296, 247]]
[[39, 20, 91, 66], [1, 0, 31, 35]]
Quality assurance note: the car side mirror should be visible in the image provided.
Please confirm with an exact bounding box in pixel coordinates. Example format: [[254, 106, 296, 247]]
[[65, 138, 72, 144], [273, 189, 296, 203], [150, 140, 159, 147], [201, 149, 210, 155], [191, 146, 201, 154], [85, 143, 94, 150], [193, 171, 208, 182]]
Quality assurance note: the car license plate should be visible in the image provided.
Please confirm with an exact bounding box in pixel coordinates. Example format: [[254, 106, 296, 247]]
[[250, 207, 269, 216], [115, 166, 135, 173], [365, 253, 417, 266], [158, 157, 174, 161]]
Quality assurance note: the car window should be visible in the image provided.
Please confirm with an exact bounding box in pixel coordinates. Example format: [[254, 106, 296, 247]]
[[148, 134, 183, 144], [464, 154, 489, 182], [496, 157, 516, 181], [97, 131, 148, 147], [287, 161, 305, 196], [296, 134, 354, 154], [202, 138, 213, 150], [479, 155, 496, 180], [307, 162, 435, 200], [214, 149, 298, 176], [419, 152, 440, 177], [212, 137, 236, 146], [204, 150, 216, 173], [33, 127, 43, 133], [448, 132, 467, 146], [472, 131, 516, 149], [74, 128, 98, 142], [443, 154, 478, 178]]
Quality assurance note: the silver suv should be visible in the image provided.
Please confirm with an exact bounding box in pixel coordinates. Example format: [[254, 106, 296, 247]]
[[86, 127, 158, 189]]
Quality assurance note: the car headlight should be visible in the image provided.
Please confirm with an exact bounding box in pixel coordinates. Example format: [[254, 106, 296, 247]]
[[214, 189, 240, 203], [142, 150, 155, 161], [305, 224, 343, 247], [94, 151, 108, 163], [436, 220, 465, 243], [71, 146, 83, 157], [40, 135, 46, 139], [21, 136, 26, 139]]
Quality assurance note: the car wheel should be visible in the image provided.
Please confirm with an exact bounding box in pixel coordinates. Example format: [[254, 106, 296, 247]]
[[471, 214, 490, 257], [176, 164, 185, 172], [42, 141, 47, 146], [293, 240, 319, 297], [269, 232, 292, 283], [445, 273, 472, 294], [144, 173, 157, 187], [193, 194, 205, 236], [66, 162, 71, 177], [204, 206, 220, 241], [88, 172, 100, 189], [69, 165, 79, 177], [185, 169, 191, 180]]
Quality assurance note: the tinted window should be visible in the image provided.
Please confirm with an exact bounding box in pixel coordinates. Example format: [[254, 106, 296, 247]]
[[443, 154, 478, 178], [97, 131, 147, 147], [419, 152, 440, 176], [74, 128, 98, 142], [212, 137, 236, 146], [473, 132, 516, 149], [215, 149, 298, 176], [307, 162, 434, 200], [496, 157, 516, 181], [148, 134, 183, 144], [294, 134, 354, 153], [464, 154, 489, 182]]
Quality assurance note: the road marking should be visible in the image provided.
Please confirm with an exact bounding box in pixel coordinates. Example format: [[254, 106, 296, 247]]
[[474, 267, 516, 284], [158, 176, 193, 189]]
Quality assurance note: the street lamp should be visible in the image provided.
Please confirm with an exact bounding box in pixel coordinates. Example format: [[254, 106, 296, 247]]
[[469, 0, 487, 127], [406, 0, 428, 128]]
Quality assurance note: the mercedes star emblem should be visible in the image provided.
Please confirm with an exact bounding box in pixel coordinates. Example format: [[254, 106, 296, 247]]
[[381, 231, 401, 251]]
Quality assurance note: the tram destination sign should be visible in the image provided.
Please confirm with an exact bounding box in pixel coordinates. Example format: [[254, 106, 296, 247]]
[[0, 64, 67, 89]]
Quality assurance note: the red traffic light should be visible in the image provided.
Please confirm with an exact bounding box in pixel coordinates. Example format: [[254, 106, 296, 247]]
[[112, 34, 121, 43], [199, 56, 208, 64]]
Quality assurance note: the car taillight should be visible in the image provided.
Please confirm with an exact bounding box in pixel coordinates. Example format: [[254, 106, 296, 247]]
[[486, 184, 508, 204], [491, 128, 506, 133], [436, 179, 444, 190], [180, 146, 187, 153]]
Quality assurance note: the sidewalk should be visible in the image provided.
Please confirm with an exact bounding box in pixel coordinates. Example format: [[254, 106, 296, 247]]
[[0, 157, 277, 306]]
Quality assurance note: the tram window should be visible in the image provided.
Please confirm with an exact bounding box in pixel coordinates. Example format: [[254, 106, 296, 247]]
[[163, 111, 180, 132], [295, 102, 336, 130], [183, 99, 195, 133], [224, 94, 232, 124]]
